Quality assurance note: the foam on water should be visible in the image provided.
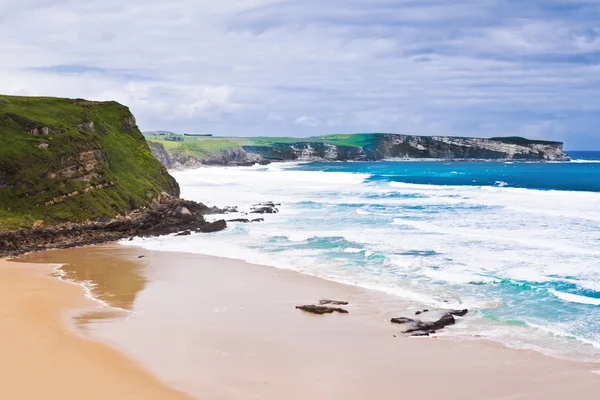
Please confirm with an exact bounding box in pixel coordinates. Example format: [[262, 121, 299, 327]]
[[549, 289, 600, 306], [122, 161, 600, 362]]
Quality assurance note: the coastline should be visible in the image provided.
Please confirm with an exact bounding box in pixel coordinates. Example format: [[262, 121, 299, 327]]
[[13, 244, 600, 399], [0, 257, 193, 400]]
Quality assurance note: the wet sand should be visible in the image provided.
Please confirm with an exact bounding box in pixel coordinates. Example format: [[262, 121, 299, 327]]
[[15, 244, 600, 399], [0, 258, 193, 400]]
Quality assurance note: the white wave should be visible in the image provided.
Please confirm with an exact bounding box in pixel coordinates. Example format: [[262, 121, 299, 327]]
[[570, 159, 600, 163], [422, 268, 500, 285], [343, 247, 363, 253], [549, 289, 600, 306]]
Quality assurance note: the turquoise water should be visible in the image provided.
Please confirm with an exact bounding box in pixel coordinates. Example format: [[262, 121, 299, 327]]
[[126, 153, 600, 361]]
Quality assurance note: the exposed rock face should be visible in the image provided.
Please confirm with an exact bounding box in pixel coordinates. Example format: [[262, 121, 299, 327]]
[[377, 135, 568, 161], [203, 147, 265, 166], [0, 198, 227, 257], [148, 141, 173, 169], [77, 120, 95, 134], [147, 142, 267, 169]]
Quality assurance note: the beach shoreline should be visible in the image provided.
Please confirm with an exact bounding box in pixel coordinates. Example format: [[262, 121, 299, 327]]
[[0, 256, 193, 400], [9, 243, 600, 399]]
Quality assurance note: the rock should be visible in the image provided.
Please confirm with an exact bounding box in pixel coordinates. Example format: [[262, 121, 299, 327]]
[[251, 218, 264, 222], [175, 230, 191, 236], [250, 202, 279, 214], [0, 198, 229, 257], [77, 121, 95, 134], [250, 207, 277, 214], [41, 126, 51, 135], [296, 305, 349, 315], [32, 220, 44, 228], [124, 114, 137, 129], [391, 309, 468, 337], [391, 317, 414, 324], [176, 206, 192, 216], [449, 309, 469, 317], [138, 255, 145, 258], [38, 143, 49, 150], [415, 309, 430, 315], [228, 218, 250, 223], [319, 299, 349, 306]]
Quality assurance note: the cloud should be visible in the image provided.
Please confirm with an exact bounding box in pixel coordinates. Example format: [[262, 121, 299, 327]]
[[294, 116, 321, 127], [0, 0, 599, 148]]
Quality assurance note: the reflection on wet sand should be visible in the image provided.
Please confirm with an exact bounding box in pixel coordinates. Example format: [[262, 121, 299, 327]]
[[17, 245, 147, 326]]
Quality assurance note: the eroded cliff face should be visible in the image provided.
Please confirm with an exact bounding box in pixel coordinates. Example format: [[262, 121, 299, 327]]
[[377, 135, 569, 161]]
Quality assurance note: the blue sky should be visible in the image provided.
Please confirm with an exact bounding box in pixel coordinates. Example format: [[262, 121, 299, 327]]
[[1, 0, 599, 149]]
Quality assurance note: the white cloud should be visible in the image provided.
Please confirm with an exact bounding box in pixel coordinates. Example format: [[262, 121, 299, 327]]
[[294, 116, 321, 127]]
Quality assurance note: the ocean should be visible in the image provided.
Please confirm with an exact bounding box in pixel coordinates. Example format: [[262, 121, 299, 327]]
[[124, 151, 600, 362]]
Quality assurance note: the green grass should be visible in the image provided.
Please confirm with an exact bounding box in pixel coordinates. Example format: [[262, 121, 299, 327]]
[[0, 95, 179, 230]]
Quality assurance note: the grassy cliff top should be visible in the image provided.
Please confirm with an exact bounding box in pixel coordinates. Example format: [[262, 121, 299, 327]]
[[0, 95, 179, 230]]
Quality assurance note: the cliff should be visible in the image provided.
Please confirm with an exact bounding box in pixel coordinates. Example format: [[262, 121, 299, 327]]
[[0, 95, 183, 230], [146, 133, 569, 169]]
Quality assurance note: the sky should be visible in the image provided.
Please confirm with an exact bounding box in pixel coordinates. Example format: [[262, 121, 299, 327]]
[[1, 0, 599, 149]]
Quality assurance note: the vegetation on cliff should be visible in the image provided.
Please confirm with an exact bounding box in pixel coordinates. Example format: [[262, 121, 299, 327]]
[[0, 95, 180, 229]]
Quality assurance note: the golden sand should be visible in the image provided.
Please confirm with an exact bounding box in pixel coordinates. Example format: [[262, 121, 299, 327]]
[[0, 258, 192, 400], [6, 246, 600, 399]]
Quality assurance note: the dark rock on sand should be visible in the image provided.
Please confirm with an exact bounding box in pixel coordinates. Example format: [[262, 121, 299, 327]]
[[391, 317, 415, 324], [251, 218, 264, 223], [228, 218, 251, 223], [175, 230, 192, 236], [319, 299, 349, 306], [391, 309, 468, 336], [296, 305, 349, 314]]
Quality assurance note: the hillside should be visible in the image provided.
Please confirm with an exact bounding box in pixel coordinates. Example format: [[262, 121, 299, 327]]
[[0, 95, 180, 230], [145, 133, 569, 168]]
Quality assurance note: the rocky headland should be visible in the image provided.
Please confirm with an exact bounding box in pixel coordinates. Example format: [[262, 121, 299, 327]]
[[146, 133, 570, 169], [0, 95, 227, 256]]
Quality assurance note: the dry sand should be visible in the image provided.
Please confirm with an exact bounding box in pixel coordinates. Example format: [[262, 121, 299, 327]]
[[0, 258, 192, 400], [6, 245, 600, 400]]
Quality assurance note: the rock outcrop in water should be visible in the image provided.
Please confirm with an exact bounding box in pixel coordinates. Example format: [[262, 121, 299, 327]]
[[147, 133, 570, 169]]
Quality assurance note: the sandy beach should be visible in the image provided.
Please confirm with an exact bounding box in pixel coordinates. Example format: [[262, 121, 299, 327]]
[[6, 244, 599, 400], [0, 258, 193, 400]]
